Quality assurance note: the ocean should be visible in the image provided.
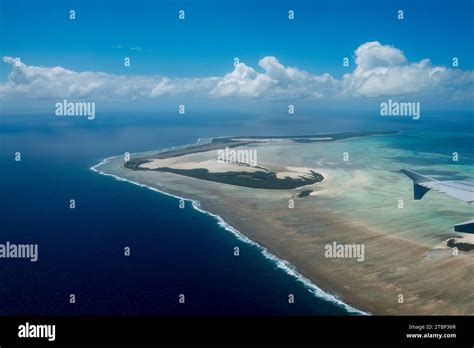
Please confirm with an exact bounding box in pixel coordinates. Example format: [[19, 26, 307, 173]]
[[0, 111, 471, 315]]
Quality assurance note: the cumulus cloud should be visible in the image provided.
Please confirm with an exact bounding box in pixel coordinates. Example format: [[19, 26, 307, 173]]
[[210, 62, 275, 98], [211, 57, 339, 99], [354, 41, 406, 70], [1, 56, 151, 99], [1, 41, 473, 102], [343, 41, 474, 98], [0, 56, 218, 100]]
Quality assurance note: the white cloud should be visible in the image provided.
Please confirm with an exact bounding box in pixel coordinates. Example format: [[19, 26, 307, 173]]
[[0, 56, 216, 100], [1, 41, 473, 102], [211, 57, 339, 99], [210, 62, 275, 98], [343, 41, 474, 98], [1, 56, 150, 99], [354, 41, 406, 70]]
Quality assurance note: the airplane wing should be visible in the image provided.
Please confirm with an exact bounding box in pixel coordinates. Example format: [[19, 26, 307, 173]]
[[401, 169, 474, 203], [401, 169, 474, 233]]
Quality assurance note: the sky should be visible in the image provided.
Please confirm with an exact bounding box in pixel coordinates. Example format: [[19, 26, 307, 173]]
[[0, 0, 473, 113]]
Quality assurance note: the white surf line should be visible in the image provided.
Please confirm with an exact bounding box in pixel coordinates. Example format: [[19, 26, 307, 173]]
[[90, 157, 369, 315]]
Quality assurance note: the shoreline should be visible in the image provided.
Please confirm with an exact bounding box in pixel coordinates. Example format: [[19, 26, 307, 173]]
[[90, 156, 368, 315]]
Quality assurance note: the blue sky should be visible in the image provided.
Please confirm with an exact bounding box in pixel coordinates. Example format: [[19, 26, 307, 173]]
[[1, 0, 473, 77], [0, 0, 473, 111]]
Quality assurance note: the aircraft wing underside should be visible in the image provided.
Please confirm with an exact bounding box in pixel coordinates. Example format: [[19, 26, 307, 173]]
[[401, 169, 474, 233]]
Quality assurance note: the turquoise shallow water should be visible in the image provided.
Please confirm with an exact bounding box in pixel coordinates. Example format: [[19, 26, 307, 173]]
[[265, 130, 474, 244]]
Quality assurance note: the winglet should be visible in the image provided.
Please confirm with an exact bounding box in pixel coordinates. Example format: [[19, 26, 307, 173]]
[[454, 218, 474, 233], [401, 169, 434, 200]]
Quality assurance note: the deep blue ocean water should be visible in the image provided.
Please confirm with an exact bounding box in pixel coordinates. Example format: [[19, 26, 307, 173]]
[[0, 111, 471, 315]]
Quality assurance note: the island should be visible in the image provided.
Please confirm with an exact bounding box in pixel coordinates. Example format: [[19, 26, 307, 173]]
[[93, 130, 474, 315]]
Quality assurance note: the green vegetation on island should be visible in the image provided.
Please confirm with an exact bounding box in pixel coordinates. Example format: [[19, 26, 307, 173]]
[[153, 167, 323, 190]]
